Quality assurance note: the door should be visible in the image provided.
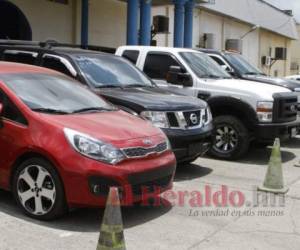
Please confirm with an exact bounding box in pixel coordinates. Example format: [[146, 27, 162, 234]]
[[143, 52, 197, 96], [0, 90, 28, 187]]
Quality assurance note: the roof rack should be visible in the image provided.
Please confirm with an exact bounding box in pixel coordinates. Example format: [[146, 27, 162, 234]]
[[0, 39, 116, 54]]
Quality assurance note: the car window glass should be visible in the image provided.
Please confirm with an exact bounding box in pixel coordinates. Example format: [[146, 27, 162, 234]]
[[122, 50, 139, 64], [0, 90, 27, 125], [41, 56, 73, 77], [224, 53, 262, 75], [180, 52, 231, 79], [144, 53, 181, 80], [73, 54, 153, 88], [1, 73, 114, 113], [210, 55, 225, 66], [3, 51, 36, 65]]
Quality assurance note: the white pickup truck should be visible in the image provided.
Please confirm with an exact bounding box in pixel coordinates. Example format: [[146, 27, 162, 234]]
[[116, 46, 300, 160]]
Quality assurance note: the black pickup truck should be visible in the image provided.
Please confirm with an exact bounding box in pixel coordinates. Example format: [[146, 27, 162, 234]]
[[0, 42, 213, 164]]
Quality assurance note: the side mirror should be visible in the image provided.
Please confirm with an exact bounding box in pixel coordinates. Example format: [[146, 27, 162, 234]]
[[166, 66, 193, 87]]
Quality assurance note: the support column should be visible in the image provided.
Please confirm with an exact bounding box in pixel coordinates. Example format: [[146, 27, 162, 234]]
[[81, 0, 89, 48], [173, 0, 186, 48], [184, 0, 194, 48], [127, 0, 139, 45], [140, 0, 152, 45]]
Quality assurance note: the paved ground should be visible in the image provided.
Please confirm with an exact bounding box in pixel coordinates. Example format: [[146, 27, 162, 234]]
[[1, 138, 300, 250]]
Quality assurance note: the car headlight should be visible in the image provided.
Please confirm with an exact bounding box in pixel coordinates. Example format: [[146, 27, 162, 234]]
[[140, 111, 169, 128], [257, 101, 273, 122], [166, 137, 172, 150], [64, 128, 125, 165], [204, 107, 213, 125]]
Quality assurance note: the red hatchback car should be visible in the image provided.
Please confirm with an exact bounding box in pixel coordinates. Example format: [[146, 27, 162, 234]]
[[0, 62, 176, 220]]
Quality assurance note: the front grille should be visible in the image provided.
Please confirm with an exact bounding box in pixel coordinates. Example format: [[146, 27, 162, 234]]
[[167, 112, 179, 127], [273, 93, 298, 122], [131, 174, 172, 195], [166, 109, 206, 129], [122, 142, 167, 158]]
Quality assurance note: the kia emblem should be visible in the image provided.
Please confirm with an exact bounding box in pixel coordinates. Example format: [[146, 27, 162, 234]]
[[143, 139, 152, 146]]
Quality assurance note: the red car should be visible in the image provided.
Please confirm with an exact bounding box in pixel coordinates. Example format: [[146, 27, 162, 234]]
[[0, 62, 176, 220]]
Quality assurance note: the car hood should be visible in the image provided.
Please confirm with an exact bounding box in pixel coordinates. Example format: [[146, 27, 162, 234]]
[[203, 78, 291, 100], [95, 87, 206, 112], [39, 110, 162, 143], [243, 75, 300, 91]]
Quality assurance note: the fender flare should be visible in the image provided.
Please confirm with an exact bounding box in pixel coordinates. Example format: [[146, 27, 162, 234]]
[[206, 96, 258, 128]]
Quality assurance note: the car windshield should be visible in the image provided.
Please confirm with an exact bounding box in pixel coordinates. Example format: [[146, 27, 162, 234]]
[[180, 52, 231, 79], [2, 73, 115, 114], [224, 53, 263, 75], [73, 54, 154, 88]]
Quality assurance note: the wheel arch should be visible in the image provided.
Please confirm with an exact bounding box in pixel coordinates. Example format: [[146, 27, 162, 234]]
[[207, 96, 258, 132], [9, 151, 64, 192]]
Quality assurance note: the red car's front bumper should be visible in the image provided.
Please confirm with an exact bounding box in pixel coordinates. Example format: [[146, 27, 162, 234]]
[[58, 150, 176, 207]]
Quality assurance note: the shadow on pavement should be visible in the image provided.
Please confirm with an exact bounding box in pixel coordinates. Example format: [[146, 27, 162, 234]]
[[0, 189, 172, 232], [175, 164, 213, 182], [239, 146, 296, 165], [282, 138, 300, 149]]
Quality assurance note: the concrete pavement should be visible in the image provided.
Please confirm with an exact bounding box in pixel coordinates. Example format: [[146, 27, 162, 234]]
[[0, 138, 300, 250]]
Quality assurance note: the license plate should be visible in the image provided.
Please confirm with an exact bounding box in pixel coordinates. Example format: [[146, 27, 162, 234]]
[[291, 127, 297, 138]]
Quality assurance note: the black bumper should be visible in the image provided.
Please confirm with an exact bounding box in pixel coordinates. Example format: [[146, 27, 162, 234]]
[[255, 118, 300, 142], [88, 164, 176, 197], [162, 123, 213, 163]]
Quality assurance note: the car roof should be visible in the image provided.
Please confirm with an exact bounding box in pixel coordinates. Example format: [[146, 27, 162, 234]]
[[0, 61, 61, 75], [0, 44, 111, 57], [118, 45, 201, 53], [196, 48, 239, 55]]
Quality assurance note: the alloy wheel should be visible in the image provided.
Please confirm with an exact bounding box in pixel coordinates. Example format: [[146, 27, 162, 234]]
[[17, 165, 56, 216], [213, 125, 238, 153]]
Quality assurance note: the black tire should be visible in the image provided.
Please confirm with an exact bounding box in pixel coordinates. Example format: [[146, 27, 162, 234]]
[[12, 157, 68, 220], [209, 115, 250, 160]]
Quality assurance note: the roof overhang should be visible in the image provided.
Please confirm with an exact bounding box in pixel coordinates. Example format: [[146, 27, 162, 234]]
[[120, 0, 211, 5]]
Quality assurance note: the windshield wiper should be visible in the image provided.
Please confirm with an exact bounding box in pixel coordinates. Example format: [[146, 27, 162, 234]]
[[243, 72, 261, 76], [124, 84, 149, 88], [72, 107, 113, 114], [32, 108, 70, 114], [201, 74, 222, 79], [95, 85, 124, 89]]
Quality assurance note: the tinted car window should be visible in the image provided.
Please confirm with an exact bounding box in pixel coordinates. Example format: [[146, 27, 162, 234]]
[[41, 56, 73, 77], [0, 90, 27, 124], [3, 51, 37, 65], [144, 53, 180, 80], [122, 50, 139, 64], [1, 73, 115, 114]]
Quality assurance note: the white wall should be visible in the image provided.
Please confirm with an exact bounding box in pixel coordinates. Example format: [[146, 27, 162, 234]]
[[10, 0, 128, 48], [152, 5, 297, 76], [10, 0, 75, 43], [88, 0, 127, 48]]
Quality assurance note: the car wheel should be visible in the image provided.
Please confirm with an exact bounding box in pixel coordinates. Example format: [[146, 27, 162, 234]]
[[209, 115, 250, 160], [12, 157, 67, 220]]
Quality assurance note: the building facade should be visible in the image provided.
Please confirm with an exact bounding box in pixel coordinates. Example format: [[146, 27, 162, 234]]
[[0, 0, 298, 77], [153, 0, 298, 77]]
